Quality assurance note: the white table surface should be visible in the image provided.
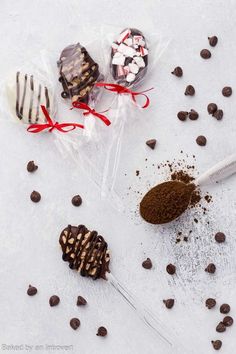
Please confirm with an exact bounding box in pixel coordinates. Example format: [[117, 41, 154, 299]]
[[1, 1, 236, 353]]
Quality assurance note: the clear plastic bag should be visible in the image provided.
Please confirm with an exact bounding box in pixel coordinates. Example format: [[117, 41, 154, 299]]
[[71, 25, 170, 210]]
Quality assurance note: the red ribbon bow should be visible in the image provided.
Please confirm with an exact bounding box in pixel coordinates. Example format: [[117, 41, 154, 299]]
[[72, 101, 111, 126], [95, 82, 154, 109], [27, 105, 84, 133]]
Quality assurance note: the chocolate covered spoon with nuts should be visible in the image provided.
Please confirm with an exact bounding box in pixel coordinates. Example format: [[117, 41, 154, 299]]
[[140, 154, 236, 224], [59, 224, 185, 351]]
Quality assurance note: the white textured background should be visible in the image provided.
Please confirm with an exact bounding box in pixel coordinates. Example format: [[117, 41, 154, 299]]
[[0, 0, 236, 353]]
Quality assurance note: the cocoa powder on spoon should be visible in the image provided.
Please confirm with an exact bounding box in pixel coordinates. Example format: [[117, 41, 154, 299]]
[[140, 180, 196, 224]]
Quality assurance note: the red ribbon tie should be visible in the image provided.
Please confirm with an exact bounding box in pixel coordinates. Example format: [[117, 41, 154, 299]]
[[95, 82, 154, 109], [72, 101, 111, 126], [27, 105, 84, 133]]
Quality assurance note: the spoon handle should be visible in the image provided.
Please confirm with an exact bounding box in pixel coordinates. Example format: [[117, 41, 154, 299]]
[[196, 153, 236, 186], [107, 272, 184, 352]]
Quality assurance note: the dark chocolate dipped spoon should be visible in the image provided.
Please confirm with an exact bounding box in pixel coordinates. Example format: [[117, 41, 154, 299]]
[[59, 224, 184, 350]]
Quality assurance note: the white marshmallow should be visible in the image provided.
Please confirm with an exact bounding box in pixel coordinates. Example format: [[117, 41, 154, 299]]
[[128, 63, 139, 74], [112, 54, 125, 65], [126, 73, 136, 82], [113, 51, 123, 58], [118, 43, 136, 57], [133, 56, 145, 68], [124, 37, 133, 46]]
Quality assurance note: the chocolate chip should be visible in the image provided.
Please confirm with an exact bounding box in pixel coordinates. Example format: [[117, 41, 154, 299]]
[[49, 295, 60, 307], [208, 36, 218, 47], [27, 285, 37, 296], [166, 263, 176, 275], [211, 340, 222, 350], [70, 318, 80, 330], [215, 232, 226, 243], [222, 86, 232, 97], [216, 322, 226, 333], [184, 85, 195, 96], [205, 263, 216, 273], [142, 258, 152, 269], [163, 299, 175, 309], [171, 66, 183, 77], [177, 111, 188, 121], [30, 191, 41, 203], [196, 135, 207, 146], [27, 161, 38, 173], [71, 195, 82, 207], [223, 316, 233, 327], [220, 303, 230, 314], [77, 296, 87, 306], [206, 298, 216, 309], [200, 49, 211, 59], [146, 139, 156, 150], [96, 326, 107, 337], [189, 109, 199, 120], [207, 103, 217, 115], [61, 91, 69, 99], [213, 109, 223, 120]]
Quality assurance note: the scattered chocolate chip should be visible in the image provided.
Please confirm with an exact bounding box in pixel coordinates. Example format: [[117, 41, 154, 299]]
[[71, 195, 82, 207], [223, 316, 233, 327], [207, 103, 218, 115], [166, 263, 176, 275], [206, 298, 216, 309], [211, 340, 222, 350], [213, 109, 223, 120], [189, 109, 199, 120], [30, 191, 41, 203], [196, 135, 207, 146], [222, 86, 232, 97], [70, 318, 80, 330], [142, 258, 152, 269], [200, 49, 211, 59], [216, 322, 226, 333], [221, 318, 233, 333], [205, 263, 216, 274], [96, 326, 107, 337], [177, 111, 188, 121], [215, 232, 226, 243], [171, 66, 183, 77], [146, 139, 156, 150], [208, 36, 218, 47], [184, 85, 195, 96], [27, 161, 38, 173], [220, 304, 230, 314], [77, 296, 87, 306], [136, 170, 140, 176], [27, 285, 37, 296], [163, 299, 175, 309], [49, 295, 60, 307]]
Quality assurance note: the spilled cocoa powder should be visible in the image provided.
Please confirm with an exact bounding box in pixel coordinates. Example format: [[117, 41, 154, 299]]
[[140, 180, 196, 224]]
